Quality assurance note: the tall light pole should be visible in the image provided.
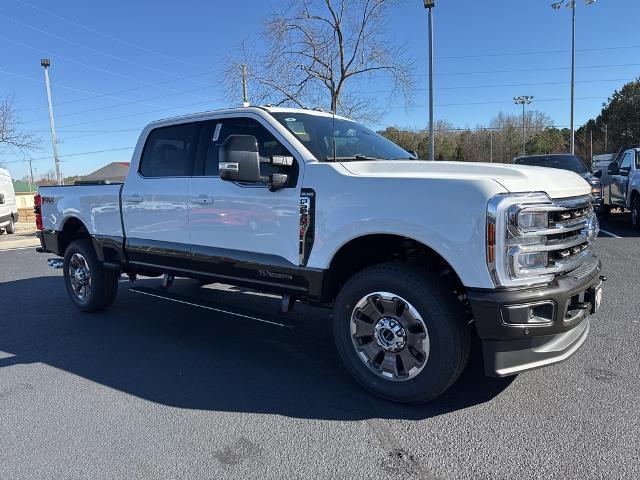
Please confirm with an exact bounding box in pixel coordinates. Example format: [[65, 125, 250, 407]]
[[40, 58, 62, 185], [423, 0, 435, 161], [551, 0, 596, 154], [514, 96, 534, 156]]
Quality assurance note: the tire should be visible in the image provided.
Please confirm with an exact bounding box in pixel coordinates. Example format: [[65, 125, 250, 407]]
[[598, 204, 610, 221], [63, 239, 118, 312], [631, 196, 640, 231], [5, 217, 15, 234], [333, 262, 470, 403]]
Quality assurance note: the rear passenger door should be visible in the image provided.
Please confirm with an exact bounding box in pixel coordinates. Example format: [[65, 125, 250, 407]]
[[122, 122, 200, 268], [187, 116, 303, 283]]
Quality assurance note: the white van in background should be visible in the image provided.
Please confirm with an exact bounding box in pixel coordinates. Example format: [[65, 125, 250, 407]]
[[0, 168, 18, 234]]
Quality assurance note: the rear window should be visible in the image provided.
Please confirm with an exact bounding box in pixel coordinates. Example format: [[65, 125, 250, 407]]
[[139, 123, 199, 177]]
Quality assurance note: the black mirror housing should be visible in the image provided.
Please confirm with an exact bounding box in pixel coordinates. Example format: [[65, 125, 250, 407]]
[[607, 161, 619, 175], [593, 169, 603, 178], [219, 135, 263, 183]]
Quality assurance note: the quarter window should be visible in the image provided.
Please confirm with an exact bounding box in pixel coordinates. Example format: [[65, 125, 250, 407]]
[[139, 123, 199, 177]]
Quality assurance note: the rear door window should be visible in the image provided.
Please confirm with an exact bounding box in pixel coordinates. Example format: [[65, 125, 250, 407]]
[[139, 123, 200, 177]]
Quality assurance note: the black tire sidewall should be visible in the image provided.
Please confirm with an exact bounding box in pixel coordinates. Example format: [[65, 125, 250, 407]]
[[6, 217, 15, 234], [63, 239, 111, 311], [632, 197, 640, 230], [333, 264, 469, 403]]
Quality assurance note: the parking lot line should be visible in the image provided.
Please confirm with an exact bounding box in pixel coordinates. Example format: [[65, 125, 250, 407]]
[[599, 229, 622, 238]]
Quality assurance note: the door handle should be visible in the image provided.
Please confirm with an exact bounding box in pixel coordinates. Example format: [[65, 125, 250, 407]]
[[124, 194, 143, 203], [190, 195, 212, 204]]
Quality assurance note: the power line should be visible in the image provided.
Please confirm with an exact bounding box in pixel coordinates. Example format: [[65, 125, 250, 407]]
[[416, 62, 640, 77], [0, 36, 213, 101], [2, 146, 136, 164], [368, 77, 632, 94], [14, 0, 210, 71], [56, 99, 220, 129], [0, 69, 166, 109], [21, 84, 216, 125], [17, 69, 217, 113], [435, 44, 640, 60], [0, 13, 211, 86]]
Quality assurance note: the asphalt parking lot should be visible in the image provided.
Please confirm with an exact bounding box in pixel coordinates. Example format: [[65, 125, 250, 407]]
[[0, 217, 638, 479]]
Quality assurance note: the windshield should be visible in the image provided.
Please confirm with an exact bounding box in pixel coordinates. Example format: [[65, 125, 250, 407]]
[[270, 112, 414, 162], [514, 155, 588, 174]]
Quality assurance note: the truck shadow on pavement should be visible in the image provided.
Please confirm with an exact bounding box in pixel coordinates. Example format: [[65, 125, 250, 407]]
[[0, 276, 515, 420]]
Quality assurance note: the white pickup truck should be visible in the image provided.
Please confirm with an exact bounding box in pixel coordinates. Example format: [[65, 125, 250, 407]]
[[36, 106, 605, 403]]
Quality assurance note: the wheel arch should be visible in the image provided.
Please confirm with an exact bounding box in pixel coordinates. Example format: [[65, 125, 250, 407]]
[[322, 233, 467, 304], [58, 217, 92, 256]]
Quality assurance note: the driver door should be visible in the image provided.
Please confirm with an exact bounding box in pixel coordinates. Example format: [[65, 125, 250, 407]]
[[611, 152, 633, 206], [187, 116, 304, 286]]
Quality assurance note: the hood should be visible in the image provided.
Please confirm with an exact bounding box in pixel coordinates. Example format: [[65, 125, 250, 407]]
[[340, 161, 591, 199]]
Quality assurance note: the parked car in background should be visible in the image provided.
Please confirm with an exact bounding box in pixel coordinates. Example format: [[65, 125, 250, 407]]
[[0, 168, 18, 234], [601, 147, 640, 229], [512, 154, 603, 214]]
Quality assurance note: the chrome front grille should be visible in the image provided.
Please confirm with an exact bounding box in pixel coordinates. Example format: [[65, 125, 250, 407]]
[[488, 193, 598, 287]]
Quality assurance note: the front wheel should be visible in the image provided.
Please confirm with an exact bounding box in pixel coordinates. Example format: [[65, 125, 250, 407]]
[[63, 239, 118, 312], [333, 263, 470, 403], [631, 196, 640, 231]]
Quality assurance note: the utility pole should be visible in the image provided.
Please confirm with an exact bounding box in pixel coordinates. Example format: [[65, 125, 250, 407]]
[[40, 58, 61, 185], [513, 96, 534, 156], [422, 1, 435, 161], [590, 130, 593, 163], [241, 64, 249, 107], [27, 157, 34, 192], [489, 130, 493, 163], [604, 123, 608, 151]]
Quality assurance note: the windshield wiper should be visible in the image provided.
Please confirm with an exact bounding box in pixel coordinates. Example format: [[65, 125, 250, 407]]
[[328, 154, 388, 162]]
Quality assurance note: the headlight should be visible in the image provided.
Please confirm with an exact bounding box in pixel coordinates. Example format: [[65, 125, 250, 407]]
[[487, 193, 596, 288]]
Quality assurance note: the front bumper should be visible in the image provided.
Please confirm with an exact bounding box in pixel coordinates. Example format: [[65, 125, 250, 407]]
[[468, 256, 603, 377]]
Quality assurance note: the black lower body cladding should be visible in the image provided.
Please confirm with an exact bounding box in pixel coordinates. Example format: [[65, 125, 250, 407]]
[[467, 257, 603, 377]]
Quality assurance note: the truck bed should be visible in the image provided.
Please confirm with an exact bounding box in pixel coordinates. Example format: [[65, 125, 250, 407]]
[[39, 183, 124, 240]]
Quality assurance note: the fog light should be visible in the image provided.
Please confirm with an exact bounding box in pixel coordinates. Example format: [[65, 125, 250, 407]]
[[518, 210, 548, 230], [517, 251, 548, 269]]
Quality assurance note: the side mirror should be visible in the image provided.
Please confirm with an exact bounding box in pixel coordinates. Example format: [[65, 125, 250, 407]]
[[219, 135, 263, 184], [219, 134, 291, 190], [0, 194, 4, 204], [593, 169, 603, 178], [620, 168, 630, 177], [607, 161, 619, 175]]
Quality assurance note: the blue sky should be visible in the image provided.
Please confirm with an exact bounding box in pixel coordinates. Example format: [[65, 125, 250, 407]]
[[1, 0, 638, 179]]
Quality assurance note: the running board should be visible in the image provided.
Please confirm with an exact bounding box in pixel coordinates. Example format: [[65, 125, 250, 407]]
[[128, 286, 294, 328]]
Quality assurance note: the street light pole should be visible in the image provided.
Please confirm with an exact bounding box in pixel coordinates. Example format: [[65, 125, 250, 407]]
[[570, 4, 576, 154], [551, 0, 596, 154], [513, 96, 534, 156], [423, 0, 435, 161], [40, 58, 61, 185]]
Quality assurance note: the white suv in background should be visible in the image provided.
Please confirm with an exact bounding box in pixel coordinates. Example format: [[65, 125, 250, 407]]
[[0, 167, 18, 234]]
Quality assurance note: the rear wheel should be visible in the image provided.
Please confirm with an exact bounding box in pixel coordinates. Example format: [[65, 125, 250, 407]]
[[631, 196, 640, 231], [333, 263, 470, 403], [63, 239, 118, 312], [5, 217, 15, 234]]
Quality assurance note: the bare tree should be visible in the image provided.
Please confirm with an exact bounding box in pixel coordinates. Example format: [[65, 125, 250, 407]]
[[222, 0, 415, 122], [0, 95, 41, 160]]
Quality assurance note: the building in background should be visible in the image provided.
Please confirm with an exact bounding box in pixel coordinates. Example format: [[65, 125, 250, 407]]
[[81, 162, 129, 183]]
